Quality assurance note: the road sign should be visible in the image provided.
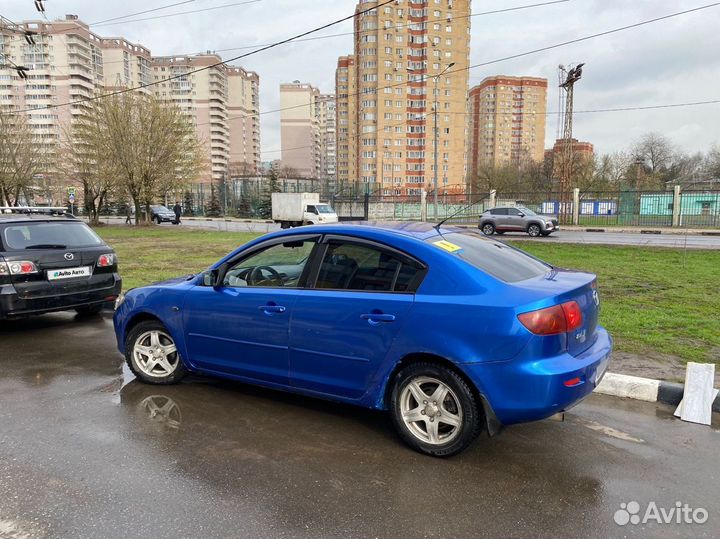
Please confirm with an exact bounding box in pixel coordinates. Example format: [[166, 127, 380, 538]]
[[68, 194, 75, 204], [67, 187, 76, 196]]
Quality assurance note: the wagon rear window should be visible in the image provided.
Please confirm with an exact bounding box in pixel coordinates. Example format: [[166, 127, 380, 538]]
[[429, 232, 550, 283], [2, 222, 104, 250]]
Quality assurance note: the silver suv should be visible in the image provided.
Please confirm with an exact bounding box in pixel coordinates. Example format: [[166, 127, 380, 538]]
[[479, 207, 558, 237]]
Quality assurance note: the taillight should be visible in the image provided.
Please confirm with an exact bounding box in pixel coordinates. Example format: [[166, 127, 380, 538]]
[[518, 301, 583, 335], [561, 301, 583, 331], [0, 260, 39, 275], [97, 254, 114, 267]]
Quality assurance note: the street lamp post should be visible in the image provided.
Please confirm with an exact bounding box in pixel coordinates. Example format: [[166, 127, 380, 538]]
[[432, 62, 454, 220]]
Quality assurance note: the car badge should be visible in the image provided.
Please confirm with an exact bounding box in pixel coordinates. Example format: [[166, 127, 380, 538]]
[[64, 253, 74, 261]]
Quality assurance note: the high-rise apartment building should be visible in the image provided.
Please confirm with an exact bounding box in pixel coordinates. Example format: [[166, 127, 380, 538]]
[[279, 82, 336, 182], [280, 82, 321, 178], [0, 16, 106, 159], [0, 15, 260, 188], [468, 76, 548, 173], [336, 0, 472, 195], [318, 94, 337, 185], [336, 55, 357, 186], [100, 37, 152, 92], [228, 67, 260, 177], [153, 54, 232, 183], [152, 55, 261, 182]]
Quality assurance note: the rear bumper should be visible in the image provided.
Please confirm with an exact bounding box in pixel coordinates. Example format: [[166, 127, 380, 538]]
[[0, 274, 122, 318], [464, 327, 612, 426]]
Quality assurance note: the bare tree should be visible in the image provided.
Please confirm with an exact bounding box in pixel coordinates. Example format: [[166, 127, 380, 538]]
[[82, 93, 203, 224], [0, 111, 48, 206], [59, 107, 121, 225]]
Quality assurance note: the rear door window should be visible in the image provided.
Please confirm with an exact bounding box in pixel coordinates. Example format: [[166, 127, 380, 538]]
[[428, 232, 550, 283], [315, 241, 423, 292], [1, 222, 104, 251]]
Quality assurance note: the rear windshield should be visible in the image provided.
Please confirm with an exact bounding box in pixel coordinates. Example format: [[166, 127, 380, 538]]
[[428, 231, 550, 283], [1, 222, 105, 250]]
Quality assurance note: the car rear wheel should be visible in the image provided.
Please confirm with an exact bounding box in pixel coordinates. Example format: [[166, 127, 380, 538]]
[[390, 362, 482, 457], [527, 224, 541, 237], [480, 223, 495, 236], [125, 321, 188, 385]]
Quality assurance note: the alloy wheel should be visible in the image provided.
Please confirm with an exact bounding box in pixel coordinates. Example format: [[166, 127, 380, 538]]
[[400, 376, 463, 445], [132, 330, 180, 378]]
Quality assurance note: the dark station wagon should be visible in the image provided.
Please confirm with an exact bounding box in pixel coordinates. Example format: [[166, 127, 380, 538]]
[[0, 210, 121, 318]]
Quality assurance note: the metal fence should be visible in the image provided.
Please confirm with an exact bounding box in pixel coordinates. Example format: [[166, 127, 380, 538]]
[[98, 182, 720, 229], [489, 189, 720, 229]]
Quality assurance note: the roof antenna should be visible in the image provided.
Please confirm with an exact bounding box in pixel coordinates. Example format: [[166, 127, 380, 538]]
[[434, 192, 491, 231]]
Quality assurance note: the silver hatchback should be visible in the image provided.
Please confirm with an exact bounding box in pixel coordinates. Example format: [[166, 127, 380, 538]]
[[479, 207, 559, 237]]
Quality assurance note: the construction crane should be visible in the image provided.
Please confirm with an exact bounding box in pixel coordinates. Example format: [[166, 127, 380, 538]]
[[557, 62, 584, 223]]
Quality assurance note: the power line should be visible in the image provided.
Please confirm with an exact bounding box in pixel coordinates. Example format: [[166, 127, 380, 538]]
[[91, 0, 197, 26], [205, 0, 571, 55], [38, 0, 569, 71], [19, 0, 262, 38], [93, 0, 262, 28], [0, 0, 396, 116], [258, 98, 720, 155], [245, 1, 720, 123]]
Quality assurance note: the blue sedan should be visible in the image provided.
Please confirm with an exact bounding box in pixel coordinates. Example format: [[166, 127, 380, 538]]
[[113, 222, 612, 457]]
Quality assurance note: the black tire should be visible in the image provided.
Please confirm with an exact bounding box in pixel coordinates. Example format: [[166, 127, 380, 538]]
[[75, 304, 104, 316], [155, 216, 161, 225], [480, 222, 495, 236], [390, 362, 483, 457], [125, 320, 188, 385], [527, 223, 541, 237]]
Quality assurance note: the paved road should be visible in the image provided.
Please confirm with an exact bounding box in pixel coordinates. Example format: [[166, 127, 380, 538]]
[[99, 216, 720, 249], [522, 229, 720, 249], [100, 216, 278, 234], [1, 313, 718, 539]]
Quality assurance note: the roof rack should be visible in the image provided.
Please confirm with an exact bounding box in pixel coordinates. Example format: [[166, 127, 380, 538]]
[[0, 206, 72, 217]]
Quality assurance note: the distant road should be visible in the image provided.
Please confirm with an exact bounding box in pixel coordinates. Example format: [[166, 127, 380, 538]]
[[519, 229, 720, 249], [98, 216, 720, 249]]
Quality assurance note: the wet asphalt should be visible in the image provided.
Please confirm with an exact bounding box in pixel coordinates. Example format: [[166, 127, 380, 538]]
[[0, 313, 718, 539]]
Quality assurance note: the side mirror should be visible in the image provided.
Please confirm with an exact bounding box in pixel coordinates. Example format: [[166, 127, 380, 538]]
[[204, 263, 228, 288], [518, 212, 525, 217]]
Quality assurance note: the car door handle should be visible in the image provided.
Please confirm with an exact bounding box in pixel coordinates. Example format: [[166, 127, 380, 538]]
[[258, 304, 286, 314], [361, 313, 396, 324]]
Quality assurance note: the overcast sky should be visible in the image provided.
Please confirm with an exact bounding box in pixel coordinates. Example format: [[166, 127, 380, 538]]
[[3, 0, 720, 159]]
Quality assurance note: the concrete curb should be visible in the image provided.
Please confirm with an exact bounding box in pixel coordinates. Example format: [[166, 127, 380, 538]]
[[595, 372, 720, 413], [561, 226, 720, 235]]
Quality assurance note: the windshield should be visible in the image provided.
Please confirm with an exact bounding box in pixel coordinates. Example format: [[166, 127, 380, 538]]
[[518, 207, 537, 216], [316, 205, 335, 214], [152, 205, 171, 212], [428, 231, 550, 283], [2, 222, 105, 250]]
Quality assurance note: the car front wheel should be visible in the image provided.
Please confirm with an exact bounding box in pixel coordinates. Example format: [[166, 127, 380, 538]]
[[390, 362, 483, 457], [527, 224, 541, 237], [480, 223, 495, 236], [125, 320, 188, 385]]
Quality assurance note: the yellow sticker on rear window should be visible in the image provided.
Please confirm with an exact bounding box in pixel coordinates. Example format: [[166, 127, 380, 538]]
[[433, 240, 463, 253]]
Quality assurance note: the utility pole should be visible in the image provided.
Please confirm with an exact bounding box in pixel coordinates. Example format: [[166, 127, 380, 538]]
[[558, 63, 584, 224], [433, 62, 455, 221]]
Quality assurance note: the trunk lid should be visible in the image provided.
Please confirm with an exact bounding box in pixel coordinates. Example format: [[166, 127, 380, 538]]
[[515, 268, 600, 356]]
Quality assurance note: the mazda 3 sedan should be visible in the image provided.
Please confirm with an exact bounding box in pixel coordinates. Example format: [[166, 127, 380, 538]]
[[114, 222, 611, 457]]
